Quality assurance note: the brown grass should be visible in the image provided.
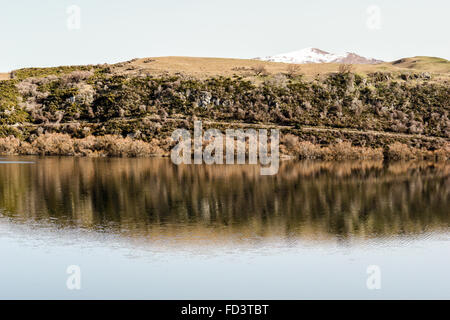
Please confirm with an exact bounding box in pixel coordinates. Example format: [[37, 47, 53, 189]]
[[2, 56, 448, 84], [111, 56, 450, 81]]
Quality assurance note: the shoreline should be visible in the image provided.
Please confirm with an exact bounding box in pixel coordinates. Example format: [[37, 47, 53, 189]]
[[0, 133, 448, 161]]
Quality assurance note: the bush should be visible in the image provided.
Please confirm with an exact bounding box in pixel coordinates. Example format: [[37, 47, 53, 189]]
[[251, 65, 269, 76], [338, 64, 354, 74], [386, 142, 414, 160], [285, 64, 302, 78], [0, 136, 21, 155], [32, 133, 75, 155], [281, 135, 383, 160]]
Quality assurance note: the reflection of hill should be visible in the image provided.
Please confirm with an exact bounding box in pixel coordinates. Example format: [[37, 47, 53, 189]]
[[0, 158, 448, 241]]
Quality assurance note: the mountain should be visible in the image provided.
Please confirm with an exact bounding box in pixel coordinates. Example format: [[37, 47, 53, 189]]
[[255, 47, 383, 64]]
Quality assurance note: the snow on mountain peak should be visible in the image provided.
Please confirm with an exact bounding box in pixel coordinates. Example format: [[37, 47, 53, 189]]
[[255, 48, 382, 64]]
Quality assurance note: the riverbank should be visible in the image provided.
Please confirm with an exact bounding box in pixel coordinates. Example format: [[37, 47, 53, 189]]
[[0, 132, 448, 161], [1, 56, 449, 159]]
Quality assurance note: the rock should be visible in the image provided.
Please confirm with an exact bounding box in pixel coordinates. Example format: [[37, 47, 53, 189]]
[[199, 91, 212, 108]]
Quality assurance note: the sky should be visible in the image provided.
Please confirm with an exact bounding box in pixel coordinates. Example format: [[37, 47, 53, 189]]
[[1, 0, 449, 72]]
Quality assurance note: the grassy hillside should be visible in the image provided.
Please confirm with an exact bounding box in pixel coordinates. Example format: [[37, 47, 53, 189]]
[[391, 56, 450, 73], [0, 56, 448, 160], [3, 56, 450, 81], [101, 56, 450, 81]]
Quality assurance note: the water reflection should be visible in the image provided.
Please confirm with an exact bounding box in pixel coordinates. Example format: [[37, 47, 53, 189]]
[[0, 157, 448, 242]]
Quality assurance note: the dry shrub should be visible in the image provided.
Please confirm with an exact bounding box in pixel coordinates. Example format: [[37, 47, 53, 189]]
[[386, 142, 414, 160], [338, 64, 354, 74], [281, 134, 322, 159], [251, 65, 269, 76], [94, 135, 162, 157], [0, 133, 447, 161], [0, 134, 163, 157], [281, 135, 382, 160], [74, 135, 97, 156], [326, 142, 383, 160], [0, 136, 22, 155], [411, 143, 450, 161], [95, 136, 149, 157], [281, 134, 299, 150], [32, 133, 75, 156], [285, 64, 302, 78], [434, 143, 450, 161], [296, 141, 324, 159], [62, 70, 93, 83]]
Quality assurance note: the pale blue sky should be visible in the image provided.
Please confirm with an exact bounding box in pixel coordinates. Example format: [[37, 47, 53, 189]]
[[1, 0, 448, 71]]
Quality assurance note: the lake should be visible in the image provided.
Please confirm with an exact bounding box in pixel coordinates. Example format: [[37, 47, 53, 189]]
[[0, 157, 448, 299]]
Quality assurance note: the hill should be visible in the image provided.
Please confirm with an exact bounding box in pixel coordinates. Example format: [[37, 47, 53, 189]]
[[0, 56, 448, 160]]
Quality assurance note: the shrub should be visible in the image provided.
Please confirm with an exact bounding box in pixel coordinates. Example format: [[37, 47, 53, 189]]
[[0, 136, 21, 155], [0, 133, 163, 157], [338, 64, 354, 74], [285, 64, 302, 78], [326, 141, 383, 160], [32, 133, 75, 156], [94, 135, 161, 157], [251, 65, 268, 76], [386, 142, 414, 160], [296, 141, 324, 159]]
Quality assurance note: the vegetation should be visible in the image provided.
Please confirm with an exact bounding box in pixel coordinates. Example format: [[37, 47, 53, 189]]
[[0, 133, 162, 157], [10, 65, 98, 81], [0, 56, 448, 160]]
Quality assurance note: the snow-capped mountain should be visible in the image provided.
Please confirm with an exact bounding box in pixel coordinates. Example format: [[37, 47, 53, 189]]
[[255, 47, 383, 64]]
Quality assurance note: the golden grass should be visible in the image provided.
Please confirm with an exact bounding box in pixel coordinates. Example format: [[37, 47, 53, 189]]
[[391, 56, 450, 73], [112, 56, 450, 81], [2, 56, 448, 83]]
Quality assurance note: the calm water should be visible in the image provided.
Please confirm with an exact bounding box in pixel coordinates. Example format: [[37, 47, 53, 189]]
[[0, 157, 448, 299]]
